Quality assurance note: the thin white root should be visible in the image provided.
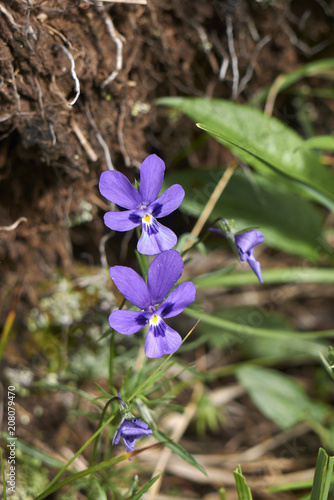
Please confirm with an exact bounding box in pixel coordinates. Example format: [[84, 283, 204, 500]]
[[0, 217, 27, 232], [59, 45, 80, 106]]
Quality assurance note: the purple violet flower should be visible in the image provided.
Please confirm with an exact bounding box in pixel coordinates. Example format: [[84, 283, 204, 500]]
[[113, 418, 153, 457], [99, 154, 185, 255], [234, 230, 264, 283], [108, 249, 196, 358]]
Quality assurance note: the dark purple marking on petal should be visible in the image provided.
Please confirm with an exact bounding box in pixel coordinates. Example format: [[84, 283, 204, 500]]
[[104, 210, 140, 232], [149, 184, 185, 219], [109, 310, 148, 335], [144, 322, 182, 358], [147, 249, 183, 304], [128, 212, 143, 225], [151, 319, 167, 338], [149, 202, 163, 218], [157, 281, 196, 318], [137, 220, 177, 256]]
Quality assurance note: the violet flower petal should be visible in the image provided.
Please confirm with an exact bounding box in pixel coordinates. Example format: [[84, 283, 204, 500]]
[[110, 266, 150, 309], [99, 171, 141, 209], [120, 419, 151, 435], [104, 210, 141, 232], [247, 255, 263, 284], [109, 310, 148, 334], [144, 321, 182, 358], [138, 154, 165, 206], [112, 426, 122, 445], [149, 184, 185, 219], [147, 249, 184, 304], [137, 220, 177, 256], [115, 418, 153, 456], [157, 281, 196, 318], [235, 230, 264, 256]]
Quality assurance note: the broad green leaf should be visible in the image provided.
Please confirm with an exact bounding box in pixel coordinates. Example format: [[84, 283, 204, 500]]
[[157, 97, 334, 211], [236, 366, 330, 430], [165, 169, 325, 259], [129, 475, 160, 500], [303, 136, 334, 151], [154, 430, 207, 476], [234, 465, 253, 500]]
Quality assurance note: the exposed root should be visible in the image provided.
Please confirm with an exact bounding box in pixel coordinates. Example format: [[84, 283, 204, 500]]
[[100, 11, 124, 88], [0, 217, 27, 232], [58, 44, 80, 106]]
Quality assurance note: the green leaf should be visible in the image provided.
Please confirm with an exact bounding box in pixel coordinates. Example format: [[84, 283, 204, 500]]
[[157, 97, 334, 211], [310, 448, 334, 500], [236, 366, 330, 430], [154, 430, 207, 476], [234, 465, 253, 500], [165, 168, 325, 259], [302, 136, 334, 151], [251, 58, 334, 105], [193, 268, 334, 289], [129, 475, 160, 500]]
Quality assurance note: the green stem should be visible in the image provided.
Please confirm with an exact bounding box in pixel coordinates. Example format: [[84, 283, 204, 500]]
[[89, 397, 121, 467]]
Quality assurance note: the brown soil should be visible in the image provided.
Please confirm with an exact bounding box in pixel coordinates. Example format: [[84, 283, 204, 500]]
[[1, 0, 334, 311]]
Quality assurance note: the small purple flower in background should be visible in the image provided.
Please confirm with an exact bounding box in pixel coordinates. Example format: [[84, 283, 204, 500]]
[[108, 249, 196, 358], [234, 230, 264, 283], [113, 418, 153, 458], [99, 154, 185, 255]]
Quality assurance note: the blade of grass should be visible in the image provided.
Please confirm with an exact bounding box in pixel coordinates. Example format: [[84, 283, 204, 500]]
[[192, 267, 334, 289], [184, 308, 334, 342], [234, 465, 253, 500], [129, 475, 160, 499], [310, 448, 330, 500]]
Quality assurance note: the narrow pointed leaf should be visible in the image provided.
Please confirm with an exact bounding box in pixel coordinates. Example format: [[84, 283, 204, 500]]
[[234, 465, 253, 500], [154, 430, 207, 476]]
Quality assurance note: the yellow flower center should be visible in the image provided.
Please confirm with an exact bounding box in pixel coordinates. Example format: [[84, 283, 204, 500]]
[[143, 214, 152, 224], [150, 315, 159, 325]]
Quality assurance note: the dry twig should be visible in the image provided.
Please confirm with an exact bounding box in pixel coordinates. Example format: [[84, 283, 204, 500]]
[[71, 118, 98, 163]]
